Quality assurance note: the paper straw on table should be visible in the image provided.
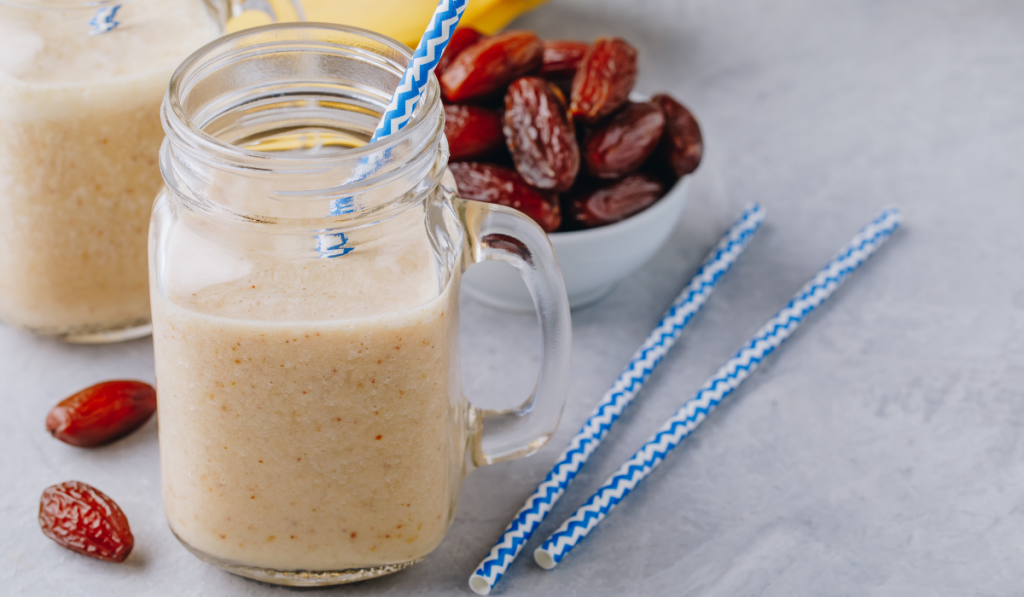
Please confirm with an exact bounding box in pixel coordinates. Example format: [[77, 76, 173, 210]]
[[533, 208, 902, 570], [468, 203, 767, 595]]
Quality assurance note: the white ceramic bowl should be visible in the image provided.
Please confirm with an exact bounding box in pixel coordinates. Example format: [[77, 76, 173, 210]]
[[462, 175, 691, 312]]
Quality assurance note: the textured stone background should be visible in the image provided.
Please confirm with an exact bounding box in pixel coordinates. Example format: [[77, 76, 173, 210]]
[[3, 0, 1023, 595]]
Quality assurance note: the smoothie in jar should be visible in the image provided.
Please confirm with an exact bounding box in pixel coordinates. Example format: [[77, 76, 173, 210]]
[[0, 1, 221, 340], [152, 206, 466, 572]]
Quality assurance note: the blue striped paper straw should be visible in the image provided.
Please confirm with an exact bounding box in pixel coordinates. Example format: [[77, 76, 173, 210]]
[[370, 0, 468, 143], [468, 203, 766, 595], [533, 208, 902, 570], [319, 0, 467, 252]]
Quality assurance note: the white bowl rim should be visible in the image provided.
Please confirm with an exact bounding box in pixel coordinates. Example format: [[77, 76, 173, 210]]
[[547, 175, 691, 246]]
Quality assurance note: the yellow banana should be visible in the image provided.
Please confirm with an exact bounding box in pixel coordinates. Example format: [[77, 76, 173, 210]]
[[454, 0, 551, 38], [228, 0, 549, 47]]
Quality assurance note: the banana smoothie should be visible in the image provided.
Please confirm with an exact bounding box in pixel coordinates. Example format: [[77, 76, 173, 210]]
[[0, 2, 220, 337], [151, 209, 466, 571]]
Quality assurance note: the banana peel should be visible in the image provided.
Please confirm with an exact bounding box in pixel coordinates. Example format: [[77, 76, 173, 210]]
[[227, 0, 549, 47]]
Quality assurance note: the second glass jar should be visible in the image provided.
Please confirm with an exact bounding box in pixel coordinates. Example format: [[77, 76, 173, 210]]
[[0, 0, 299, 342]]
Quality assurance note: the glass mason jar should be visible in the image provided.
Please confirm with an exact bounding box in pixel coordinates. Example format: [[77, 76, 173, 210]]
[[150, 24, 572, 585], [0, 0, 298, 343]]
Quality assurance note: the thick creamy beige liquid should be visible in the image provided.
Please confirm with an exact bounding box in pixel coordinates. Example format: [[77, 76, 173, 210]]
[[152, 212, 466, 571], [0, 4, 220, 335]]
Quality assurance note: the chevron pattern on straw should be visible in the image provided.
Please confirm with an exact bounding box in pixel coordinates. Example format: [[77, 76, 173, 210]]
[[322, 0, 467, 241], [533, 208, 902, 569], [468, 204, 766, 595], [88, 4, 121, 35], [371, 0, 468, 142]]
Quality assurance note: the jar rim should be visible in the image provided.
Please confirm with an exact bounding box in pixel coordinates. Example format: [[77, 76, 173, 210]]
[[164, 22, 440, 173], [159, 22, 447, 229]]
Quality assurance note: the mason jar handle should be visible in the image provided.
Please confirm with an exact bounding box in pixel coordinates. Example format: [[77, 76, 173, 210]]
[[455, 197, 572, 467], [228, 0, 306, 22]]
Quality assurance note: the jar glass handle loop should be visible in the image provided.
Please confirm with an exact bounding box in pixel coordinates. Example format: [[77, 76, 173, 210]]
[[455, 197, 573, 467]]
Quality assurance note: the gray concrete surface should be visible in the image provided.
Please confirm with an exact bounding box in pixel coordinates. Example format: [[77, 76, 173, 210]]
[[3, 0, 1023, 594]]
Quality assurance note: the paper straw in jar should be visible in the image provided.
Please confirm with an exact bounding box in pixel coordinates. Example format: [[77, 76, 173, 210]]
[[321, 0, 467, 246], [370, 0, 468, 142], [468, 203, 767, 595], [533, 208, 902, 570]]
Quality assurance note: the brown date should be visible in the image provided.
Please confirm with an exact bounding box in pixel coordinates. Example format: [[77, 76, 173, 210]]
[[568, 173, 666, 228], [651, 93, 703, 177], [435, 27, 485, 80], [449, 162, 562, 232], [445, 105, 504, 162], [583, 101, 665, 179], [440, 30, 544, 103], [502, 76, 580, 192], [46, 380, 156, 448], [39, 481, 134, 563], [570, 38, 638, 124], [539, 40, 590, 79]]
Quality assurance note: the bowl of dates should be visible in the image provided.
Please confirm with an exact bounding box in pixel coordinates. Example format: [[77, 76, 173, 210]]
[[440, 30, 703, 311]]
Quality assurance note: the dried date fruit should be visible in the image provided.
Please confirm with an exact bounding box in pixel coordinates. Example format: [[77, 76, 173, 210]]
[[651, 93, 703, 177], [435, 27, 485, 79], [39, 481, 134, 563], [584, 101, 665, 179], [46, 380, 156, 448], [570, 38, 638, 124], [445, 105, 504, 161], [502, 76, 580, 192], [440, 30, 544, 103], [568, 173, 666, 228], [539, 40, 590, 79], [450, 162, 561, 232]]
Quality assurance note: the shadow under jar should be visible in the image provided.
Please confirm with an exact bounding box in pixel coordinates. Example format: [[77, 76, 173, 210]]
[[150, 24, 572, 585], [0, 0, 297, 343]]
